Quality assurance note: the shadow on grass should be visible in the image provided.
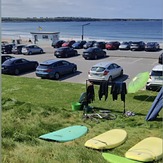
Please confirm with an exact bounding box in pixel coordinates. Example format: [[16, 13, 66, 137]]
[[133, 95, 156, 102]]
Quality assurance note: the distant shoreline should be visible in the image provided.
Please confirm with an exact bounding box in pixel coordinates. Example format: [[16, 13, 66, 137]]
[[2, 17, 162, 22]]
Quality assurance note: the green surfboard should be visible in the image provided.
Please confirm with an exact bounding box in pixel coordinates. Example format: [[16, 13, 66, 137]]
[[39, 125, 88, 142], [102, 153, 142, 163]]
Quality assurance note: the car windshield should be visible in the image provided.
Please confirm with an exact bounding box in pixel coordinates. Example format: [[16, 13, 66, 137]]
[[86, 48, 95, 52], [151, 71, 163, 76], [147, 42, 155, 45], [91, 66, 105, 72]]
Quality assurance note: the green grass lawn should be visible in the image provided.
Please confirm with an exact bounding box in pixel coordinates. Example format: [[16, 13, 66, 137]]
[[2, 75, 163, 163]]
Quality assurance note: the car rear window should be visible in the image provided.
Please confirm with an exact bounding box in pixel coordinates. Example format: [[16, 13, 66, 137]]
[[91, 67, 105, 72], [39, 64, 51, 69], [151, 70, 163, 76]]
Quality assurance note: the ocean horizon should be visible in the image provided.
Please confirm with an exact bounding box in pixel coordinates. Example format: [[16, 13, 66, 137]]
[[2, 20, 163, 43]]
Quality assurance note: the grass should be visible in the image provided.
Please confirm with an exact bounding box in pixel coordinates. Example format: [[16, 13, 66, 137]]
[[2, 75, 163, 163]]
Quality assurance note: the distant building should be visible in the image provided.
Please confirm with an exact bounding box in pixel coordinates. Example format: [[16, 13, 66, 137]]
[[30, 31, 60, 45]]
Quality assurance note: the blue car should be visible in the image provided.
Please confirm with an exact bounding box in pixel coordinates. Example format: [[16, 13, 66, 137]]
[[36, 59, 77, 80], [72, 40, 86, 49], [2, 58, 38, 75]]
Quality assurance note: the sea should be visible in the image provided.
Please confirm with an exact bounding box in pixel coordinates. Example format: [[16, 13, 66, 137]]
[[1, 20, 163, 43]]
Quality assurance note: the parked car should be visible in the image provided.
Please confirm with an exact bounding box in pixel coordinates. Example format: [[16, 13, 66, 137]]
[[1, 55, 14, 64], [2, 58, 39, 75], [158, 53, 163, 64], [1, 41, 9, 45], [105, 41, 120, 50], [145, 42, 160, 51], [51, 40, 65, 48], [54, 47, 78, 58], [62, 40, 76, 48], [119, 42, 131, 50], [130, 41, 145, 51], [72, 40, 87, 49], [1, 43, 15, 54], [93, 41, 106, 49], [83, 41, 96, 49], [36, 59, 77, 80], [88, 62, 123, 82], [21, 44, 44, 55], [12, 44, 26, 54], [146, 64, 163, 90], [82, 47, 106, 60]]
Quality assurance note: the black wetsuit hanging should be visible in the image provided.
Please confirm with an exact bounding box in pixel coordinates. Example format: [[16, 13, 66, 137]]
[[111, 82, 127, 113], [98, 81, 108, 101], [111, 82, 127, 102], [87, 83, 95, 103]]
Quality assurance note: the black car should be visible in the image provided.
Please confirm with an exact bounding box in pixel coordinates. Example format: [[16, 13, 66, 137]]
[[72, 40, 87, 49], [2, 58, 39, 75], [12, 44, 26, 54], [83, 41, 96, 49], [82, 47, 106, 60], [51, 40, 65, 48], [145, 42, 160, 51], [158, 53, 163, 64], [130, 41, 145, 51], [93, 41, 106, 49], [1, 43, 15, 54], [54, 47, 78, 58], [1, 55, 14, 64]]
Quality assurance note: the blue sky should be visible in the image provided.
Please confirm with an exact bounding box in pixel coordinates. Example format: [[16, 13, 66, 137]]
[[1, 0, 163, 19]]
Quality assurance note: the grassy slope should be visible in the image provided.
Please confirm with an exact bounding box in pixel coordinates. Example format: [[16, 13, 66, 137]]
[[2, 75, 163, 163]]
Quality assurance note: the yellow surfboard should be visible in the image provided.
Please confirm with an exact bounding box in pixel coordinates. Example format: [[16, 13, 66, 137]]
[[125, 137, 163, 162], [84, 129, 127, 150]]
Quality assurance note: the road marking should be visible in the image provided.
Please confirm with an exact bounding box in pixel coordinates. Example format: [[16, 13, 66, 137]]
[[129, 58, 143, 64]]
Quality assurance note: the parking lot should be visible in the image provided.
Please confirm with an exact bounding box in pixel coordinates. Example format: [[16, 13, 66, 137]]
[[7, 45, 162, 85]]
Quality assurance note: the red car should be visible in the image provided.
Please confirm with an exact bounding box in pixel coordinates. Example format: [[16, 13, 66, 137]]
[[62, 40, 76, 47], [105, 41, 120, 50]]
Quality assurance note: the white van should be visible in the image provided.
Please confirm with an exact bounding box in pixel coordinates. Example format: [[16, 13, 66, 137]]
[[146, 64, 163, 90]]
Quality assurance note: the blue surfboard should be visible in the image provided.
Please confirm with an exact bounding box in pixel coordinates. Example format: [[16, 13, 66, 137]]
[[39, 125, 88, 142]]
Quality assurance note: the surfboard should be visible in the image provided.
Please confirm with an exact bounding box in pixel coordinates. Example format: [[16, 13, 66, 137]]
[[125, 137, 163, 162], [39, 125, 88, 142], [102, 153, 142, 163], [84, 129, 127, 150]]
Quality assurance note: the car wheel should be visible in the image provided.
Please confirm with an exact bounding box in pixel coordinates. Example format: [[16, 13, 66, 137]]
[[103, 53, 106, 58], [108, 76, 112, 83], [40, 50, 43, 54], [65, 53, 68, 58], [74, 51, 77, 56], [54, 72, 60, 80], [15, 69, 20, 75], [94, 55, 98, 60], [34, 63, 38, 69], [72, 67, 77, 73], [28, 51, 32, 55], [120, 70, 123, 76]]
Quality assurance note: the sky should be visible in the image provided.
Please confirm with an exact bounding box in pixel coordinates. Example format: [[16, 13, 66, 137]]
[[1, 0, 163, 19]]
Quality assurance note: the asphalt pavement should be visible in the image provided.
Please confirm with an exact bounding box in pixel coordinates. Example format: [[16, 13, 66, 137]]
[[8, 45, 163, 85]]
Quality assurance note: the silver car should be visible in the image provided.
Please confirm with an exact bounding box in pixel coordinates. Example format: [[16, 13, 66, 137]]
[[146, 64, 163, 90], [22, 44, 44, 55], [88, 62, 123, 82]]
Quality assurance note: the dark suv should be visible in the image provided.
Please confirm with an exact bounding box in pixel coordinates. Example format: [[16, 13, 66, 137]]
[[130, 41, 145, 51], [2, 43, 15, 54]]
